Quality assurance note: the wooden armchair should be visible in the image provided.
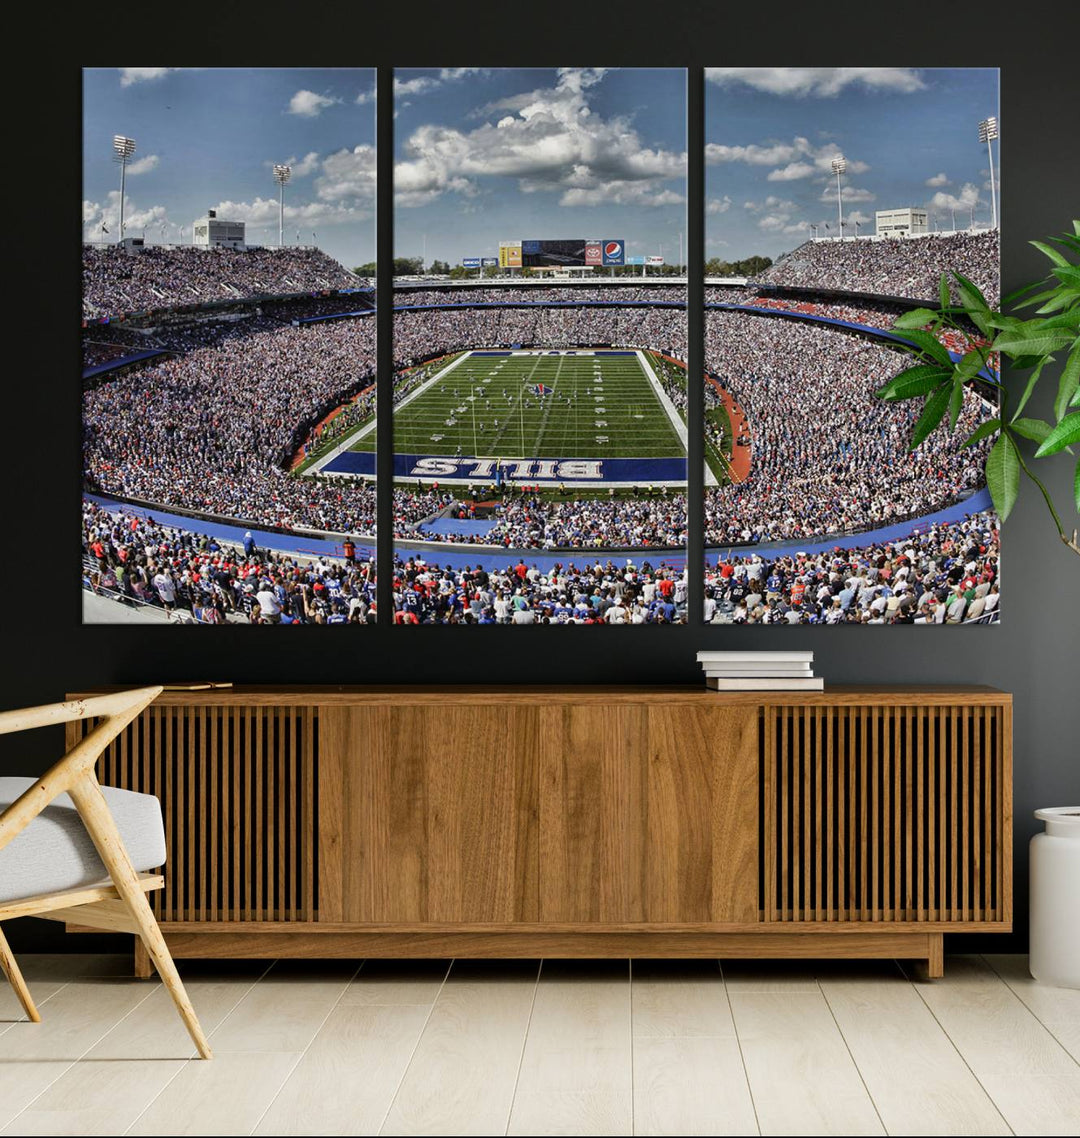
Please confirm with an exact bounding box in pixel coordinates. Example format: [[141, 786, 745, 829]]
[[0, 687, 211, 1059]]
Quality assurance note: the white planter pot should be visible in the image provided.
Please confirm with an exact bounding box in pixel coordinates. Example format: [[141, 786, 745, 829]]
[[1030, 807, 1080, 989]]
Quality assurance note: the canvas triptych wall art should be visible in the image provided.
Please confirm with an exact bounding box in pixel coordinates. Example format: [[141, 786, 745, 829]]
[[80, 66, 999, 627]]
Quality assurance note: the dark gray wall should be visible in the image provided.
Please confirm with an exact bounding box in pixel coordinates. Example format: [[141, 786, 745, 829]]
[[4, 11, 1078, 953]]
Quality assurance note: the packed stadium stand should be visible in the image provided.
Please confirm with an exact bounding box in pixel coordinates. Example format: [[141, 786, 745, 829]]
[[80, 235, 1000, 624], [752, 230, 1000, 307], [82, 244, 366, 320]]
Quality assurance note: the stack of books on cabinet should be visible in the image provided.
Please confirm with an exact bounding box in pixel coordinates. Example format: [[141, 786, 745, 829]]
[[697, 651, 823, 691]]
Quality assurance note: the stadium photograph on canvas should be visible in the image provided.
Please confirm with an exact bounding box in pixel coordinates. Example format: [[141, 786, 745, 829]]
[[81, 68, 378, 625], [383, 67, 689, 624], [702, 67, 1001, 626]]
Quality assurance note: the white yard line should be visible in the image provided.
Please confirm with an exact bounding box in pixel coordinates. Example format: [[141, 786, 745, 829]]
[[636, 349, 717, 486], [304, 351, 474, 475]]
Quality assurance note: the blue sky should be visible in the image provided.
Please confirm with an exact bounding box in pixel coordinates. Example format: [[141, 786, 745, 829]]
[[394, 68, 687, 265], [705, 68, 1000, 261], [83, 68, 376, 267]]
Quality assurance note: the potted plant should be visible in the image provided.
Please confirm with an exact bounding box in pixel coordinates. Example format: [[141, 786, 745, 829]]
[[874, 219, 1079, 555]]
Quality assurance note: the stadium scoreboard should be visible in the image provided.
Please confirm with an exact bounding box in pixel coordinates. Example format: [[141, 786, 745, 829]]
[[499, 238, 624, 267]]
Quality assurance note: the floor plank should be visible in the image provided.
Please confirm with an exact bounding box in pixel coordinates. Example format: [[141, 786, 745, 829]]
[[207, 959, 357, 1053], [339, 960, 452, 1007], [254, 1005, 432, 1137], [0, 1059, 185, 1137], [820, 970, 1010, 1135], [720, 961, 821, 993], [0, 978, 159, 1129], [633, 1036, 758, 1136], [86, 963, 267, 1060], [631, 960, 735, 1038], [382, 960, 540, 1136], [984, 955, 1080, 1063], [126, 1050, 302, 1136], [507, 961, 633, 1137], [729, 990, 884, 1136], [907, 955, 1080, 1134]]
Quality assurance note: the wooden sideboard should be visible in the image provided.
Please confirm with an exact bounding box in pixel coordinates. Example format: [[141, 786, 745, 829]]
[[65, 686, 1012, 977]]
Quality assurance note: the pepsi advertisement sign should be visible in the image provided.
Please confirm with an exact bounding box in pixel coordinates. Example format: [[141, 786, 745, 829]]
[[601, 239, 625, 266]]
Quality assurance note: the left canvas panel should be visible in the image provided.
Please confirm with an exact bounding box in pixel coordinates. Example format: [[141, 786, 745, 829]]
[[82, 67, 378, 625]]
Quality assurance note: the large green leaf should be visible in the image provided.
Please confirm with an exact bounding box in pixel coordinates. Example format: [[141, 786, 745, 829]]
[[1057, 344, 1080, 423], [875, 364, 952, 401], [1030, 239, 1070, 268], [939, 273, 950, 311], [893, 307, 938, 330], [910, 385, 952, 450], [962, 418, 1001, 448], [953, 271, 991, 335], [1075, 457, 1080, 515], [1011, 358, 1048, 421], [955, 348, 989, 382], [897, 328, 953, 365], [993, 325, 1075, 358], [986, 433, 1020, 520], [948, 381, 964, 430], [1052, 265, 1080, 288], [1034, 412, 1080, 457], [1010, 417, 1052, 443]]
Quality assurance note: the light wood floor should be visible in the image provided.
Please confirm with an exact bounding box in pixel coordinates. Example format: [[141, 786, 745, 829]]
[[1, 953, 1077, 1136]]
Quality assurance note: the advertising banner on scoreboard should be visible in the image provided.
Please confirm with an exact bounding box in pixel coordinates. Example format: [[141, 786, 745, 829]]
[[462, 257, 481, 268], [498, 242, 522, 268], [601, 239, 625, 266], [646, 255, 664, 265], [584, 241, 602, 265]]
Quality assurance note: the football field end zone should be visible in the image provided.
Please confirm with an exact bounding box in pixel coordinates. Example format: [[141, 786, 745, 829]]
[[322, 451, 688, 488], [303, 351, 473, 476]]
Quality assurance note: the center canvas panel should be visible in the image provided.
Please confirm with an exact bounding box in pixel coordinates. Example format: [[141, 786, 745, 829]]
[[384, 67, 688, 624], [702, 67, 1001, 626]]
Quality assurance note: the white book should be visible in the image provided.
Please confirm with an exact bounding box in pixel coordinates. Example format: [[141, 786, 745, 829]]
[[702, 661, 812, 672], [704, 667, 814, 678], [706, 677, 824, 691], [697, 650, 814, 663]]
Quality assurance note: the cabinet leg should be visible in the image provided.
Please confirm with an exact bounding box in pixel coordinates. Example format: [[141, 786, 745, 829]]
[[927, 933, 944, 979], [134, 937, 151, 979]]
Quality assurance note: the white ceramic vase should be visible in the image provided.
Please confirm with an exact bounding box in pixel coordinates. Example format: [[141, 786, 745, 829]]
[[1029, 807, 1080, 989]]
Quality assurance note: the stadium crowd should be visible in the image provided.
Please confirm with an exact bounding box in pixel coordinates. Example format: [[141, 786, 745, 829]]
[[82, 244, 362, 319], [393, 556, 688, 624], [704, 512, 1000, 625], [395, 286, 686, 307], [703, 312, 994, 545], [82, 501, 376, 625], [754, 231, 1000, 307]]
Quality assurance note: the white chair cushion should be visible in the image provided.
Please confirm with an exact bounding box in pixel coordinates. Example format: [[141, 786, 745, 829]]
[[0, 777, 166, 904]]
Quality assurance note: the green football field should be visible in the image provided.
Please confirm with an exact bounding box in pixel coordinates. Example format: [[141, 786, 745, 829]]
[[348, 350, 686, 460]]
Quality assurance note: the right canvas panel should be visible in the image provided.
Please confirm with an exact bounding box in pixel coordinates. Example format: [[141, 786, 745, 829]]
[[704, 67, 1001, 626]]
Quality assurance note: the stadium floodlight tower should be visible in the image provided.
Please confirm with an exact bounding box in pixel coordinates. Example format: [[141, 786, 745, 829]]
[[831, 155, 847, 241], [978, 116, 999, 229], [273, 164, 292, 247], [112, 135, 137, 243]]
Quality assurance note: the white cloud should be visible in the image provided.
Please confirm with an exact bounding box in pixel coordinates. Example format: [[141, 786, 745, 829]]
[[315, 145, 376, 203], [287, 90, 340, 117], [705, 67, 925, 97], [707, 135, 869, 180], [744, 196, 794, 214], [394, 76, 440, 97], [355, 87, 376, 106], [119, 67, 177, 87], [743, 195, 809, 235], [290, 151, 321, 178], [820, 185, 877, 203], [439, 68, 488, 81], [706, 196, 732, 214], [82, 191, 168, 239], [847, 210, 872, 226], [930, 182, 981, 211], [207, 197, 367, 229], [394, 68, 684, 209], [925, 172, 950, 187], [767, 161, 816, 181], [125, 154, 159, 176]]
